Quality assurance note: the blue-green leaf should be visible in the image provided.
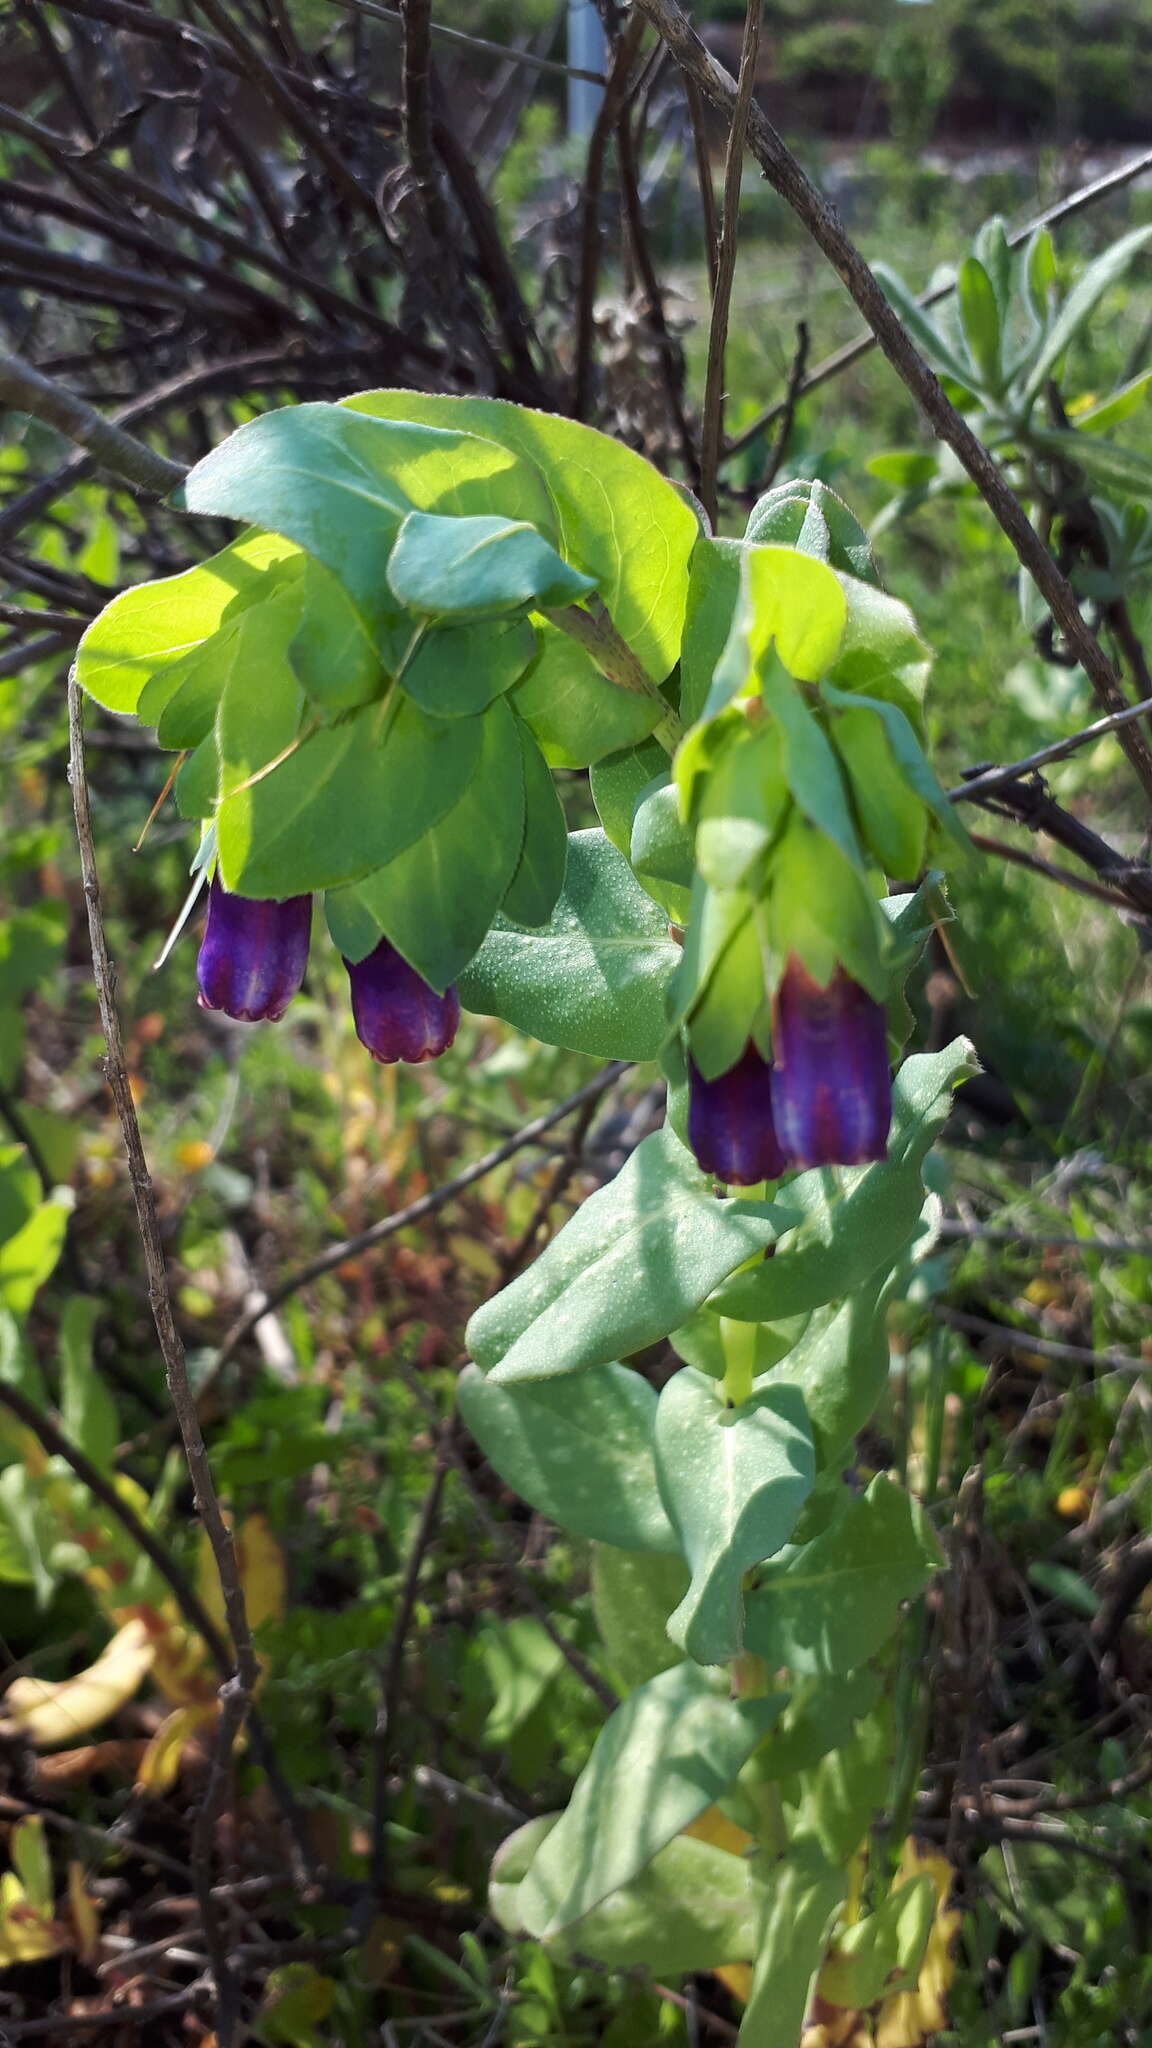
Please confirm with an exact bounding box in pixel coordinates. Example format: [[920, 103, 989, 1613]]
[[458, 1360, 678, 1553], [468, 1127, 797, 1386], [654, 1371, 815, 1666], [513, 1661, 785, 1936], [458, 828, 679, 1059]]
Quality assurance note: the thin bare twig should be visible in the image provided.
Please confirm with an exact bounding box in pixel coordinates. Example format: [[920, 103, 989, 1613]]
[[324, 0, 607, 83], [67, 673, 259, 2046], [968, 831, 1135, 912], [545, 598, 682, 743], [936, 1306, 1150, 1380], [756, 317, 809, 492], [949, 694, 1152, 803], [698, 0, 761, 526], [681, 71, 720, 301], [964, 775, 1152, 920], [399, 0, 448, 248], [572, 15, 647, 421], [371, 1418, 456, 1894], [0, 350, 185, 497]]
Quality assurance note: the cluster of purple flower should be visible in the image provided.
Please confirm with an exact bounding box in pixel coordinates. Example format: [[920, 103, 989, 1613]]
[[196, 877, 459, 1063], [687, 960, 891, 1183], [196, 883, 889, 1176]]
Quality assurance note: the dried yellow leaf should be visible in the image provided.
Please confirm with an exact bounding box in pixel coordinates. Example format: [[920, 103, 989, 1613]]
[[0, 1620, 155, 1748]]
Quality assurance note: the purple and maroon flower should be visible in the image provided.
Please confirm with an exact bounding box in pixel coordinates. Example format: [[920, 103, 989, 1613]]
[[687, 1041, 788, 1186], [771, 958, 891, 1169], [344, 938, 460, 1065], [197, 876, 312, 1023]]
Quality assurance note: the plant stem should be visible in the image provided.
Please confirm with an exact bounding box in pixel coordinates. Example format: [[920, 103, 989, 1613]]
[[545, 598, 683, 748]]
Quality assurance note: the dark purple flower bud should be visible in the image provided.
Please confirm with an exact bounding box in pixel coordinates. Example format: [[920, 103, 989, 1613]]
[[772, 958, 891, 1169], [197, 876, 311, 1023], [687, 1042, 788, 1186], [345, 938, 460, 1064]]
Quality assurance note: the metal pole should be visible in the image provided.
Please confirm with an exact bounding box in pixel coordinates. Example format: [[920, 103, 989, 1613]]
[[568, 0, 606, 140]]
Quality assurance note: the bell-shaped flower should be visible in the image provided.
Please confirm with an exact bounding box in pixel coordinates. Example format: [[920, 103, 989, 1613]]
[[772, 958, 891, 1169], [687, 1042, 788, 1186], [345, 938, 460, 1064], [197, 877, 311, 1023]]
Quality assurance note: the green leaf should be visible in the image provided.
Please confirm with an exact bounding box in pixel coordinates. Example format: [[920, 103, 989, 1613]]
[[501, 721, 568, 928], [695, 721, 791, 891], [743, 1476, 940, 1676], [400, 618, 536, 718], [467, 1127, 797, 1387], [479, 1618, 566, 1745], [511, 625, 664, 767], [712, 1042, 976, 1321], [668, 874, 755, 1036], [216, 665, 484, 898], [629, 779, 694, 923], [957, 254, 1003, 392], [0, 1146, 39, 1247], [872, 262, 979, 393], [351, 697, 525, 990], [683, 899, 767, 1082], [513, 1661, 785, 1936], [1075, 368, 1152, 435], [748, 1670, 882, 1782], [0, 1195, 71, 1316], [654, 1372, 814, 1666], [866, 451, 939, 492], [58, 1298, 118, 1472], [831, 575, 933, 712], [457, 1360, 678, 1553], [818, 1875, 936, 2010], [757, 1275, 893, 1468], [289, 554, 383, 714], [828, 700, 928, 880], [175, 735, 219, 822], [975, 216, 1012, 312], [1016, 225, 1152, 407], [738, 1847, 846, 2048], [679, 537, 744, 727], [179, 403, 557, 626], [75, 529, 298, 716], [591, 1545, 690, 1691], [387, 511, 595, 617], [1028, 426, 1152, 499], [744, 479, 878, 584], [0, 1467, 55, 1605], [757, 653, 861, 867], [590, 737, 671, 858], [537, 1831, 767, 1973], [457, 828, 679, 1059], [343, 391, 699, 682], [491, 1812, 768, 1975], [767, 812, 889, 1000], [822, 682, 966, 856], [790, 1707, 896, 1862]]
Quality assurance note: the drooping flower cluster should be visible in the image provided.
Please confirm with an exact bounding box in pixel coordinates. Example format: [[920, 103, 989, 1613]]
[[687, 958, 891, 1185], [196, 878, 459, 1065]]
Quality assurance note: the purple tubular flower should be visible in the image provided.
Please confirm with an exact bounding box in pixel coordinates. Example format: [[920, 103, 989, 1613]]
[[772, 958, 891, 1169], [197, 876, 311, 1022], [687, 1042, 788, 1186], [345, 938, 460, 1064]]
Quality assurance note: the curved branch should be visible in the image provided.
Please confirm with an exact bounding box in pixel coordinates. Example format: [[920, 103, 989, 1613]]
[[0, 351, 186, 496]]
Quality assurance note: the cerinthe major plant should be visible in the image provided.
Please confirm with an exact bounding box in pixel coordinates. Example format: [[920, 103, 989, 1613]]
[[74, 388, 974, 2044]]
